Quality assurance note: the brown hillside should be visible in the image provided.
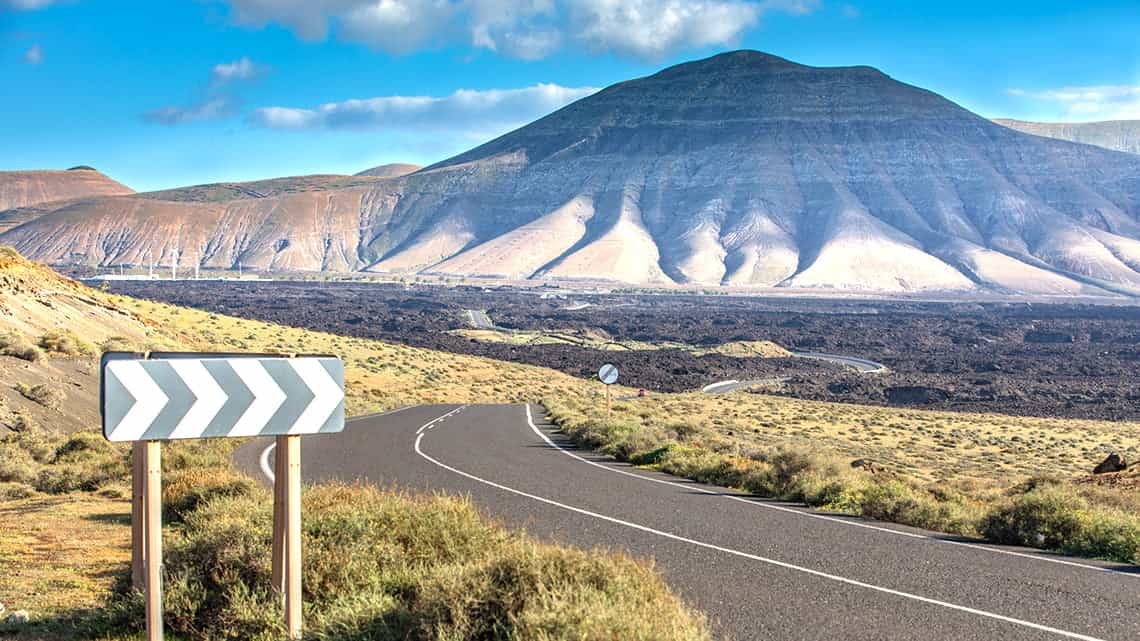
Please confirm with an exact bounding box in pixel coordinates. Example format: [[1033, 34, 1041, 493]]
[[0, 168, 133, 214]]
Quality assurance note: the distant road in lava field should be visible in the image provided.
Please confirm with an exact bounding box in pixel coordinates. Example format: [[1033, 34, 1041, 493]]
[[236, 405, 1139, 641]]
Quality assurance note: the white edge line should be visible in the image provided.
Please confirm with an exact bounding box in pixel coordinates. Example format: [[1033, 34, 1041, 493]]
[[524, 405, 1138, 579], [258, 405, 419, 483], [414, 413, 1106, 641]]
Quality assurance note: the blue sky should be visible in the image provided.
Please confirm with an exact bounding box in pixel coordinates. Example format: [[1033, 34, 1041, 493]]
[[2, 0, 1138, 192]]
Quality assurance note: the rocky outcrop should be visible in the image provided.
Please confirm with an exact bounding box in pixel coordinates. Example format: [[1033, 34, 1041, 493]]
[[5, 51, 1140, 295]]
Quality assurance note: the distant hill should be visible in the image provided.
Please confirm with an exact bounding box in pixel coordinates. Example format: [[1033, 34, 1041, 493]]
[[0, 168, 132, 229], [135, 174, 395, 203], [4, 51, 1140, 297], [355, 163, 422, 177], [994, 119, 1140, 155]]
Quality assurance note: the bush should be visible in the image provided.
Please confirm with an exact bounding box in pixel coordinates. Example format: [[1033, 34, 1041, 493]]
[[38, 329, 94, 356], [99, 335, 137, 353], [163, 468, 257, 523], [0, 443, 38, 484], [152, 484, 711, 641], [981, 486, 1140, 564], [0, 332, 42, 362], [15, 382, 64, 409]]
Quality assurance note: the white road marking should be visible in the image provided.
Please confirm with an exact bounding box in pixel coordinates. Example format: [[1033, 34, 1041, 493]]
[[416, 405, 467, 434], [524, 406, 1140, 577], [413, 422, 1106, 641], [258, 405, 442, 483]]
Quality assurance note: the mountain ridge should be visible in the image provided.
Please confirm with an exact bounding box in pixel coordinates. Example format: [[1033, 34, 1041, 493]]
[[3, 50, 1140, 297], [993, 118, 1140, 155]]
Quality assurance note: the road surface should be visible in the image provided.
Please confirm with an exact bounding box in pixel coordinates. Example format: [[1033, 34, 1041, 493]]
[[466, 309, 495, 330], [236, 404, 1139, 641], [791, 351, 887, 373]]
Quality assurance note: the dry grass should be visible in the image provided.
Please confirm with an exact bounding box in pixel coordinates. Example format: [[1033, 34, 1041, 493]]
[[0, 493, 131, 620], [552, 390, 1140, 483], [113, 296, 599, 416], [545, 393, 1140, 563], [451, 328, 791, 357]]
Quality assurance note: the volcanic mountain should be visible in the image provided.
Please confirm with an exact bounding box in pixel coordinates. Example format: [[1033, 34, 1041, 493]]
[[4, 51, 1140, 295], [994, 119, 1140, 155], [0, 167, 133, 232]]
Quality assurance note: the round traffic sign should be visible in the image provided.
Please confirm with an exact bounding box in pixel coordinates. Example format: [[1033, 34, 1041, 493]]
[[598, 363, 619, 385]]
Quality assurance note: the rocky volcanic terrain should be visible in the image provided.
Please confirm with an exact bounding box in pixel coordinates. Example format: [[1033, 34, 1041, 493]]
[[108, 280, 1140, 420], [995, 119, 1140, 155], [6, 51, 1140, 296]]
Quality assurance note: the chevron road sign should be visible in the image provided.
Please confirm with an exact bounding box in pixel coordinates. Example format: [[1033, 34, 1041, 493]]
[[101, 353, 345, 442]]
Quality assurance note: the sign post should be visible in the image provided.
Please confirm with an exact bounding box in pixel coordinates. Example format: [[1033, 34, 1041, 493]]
[[597, 363, 619, 420], [101, 353, 345, 641]]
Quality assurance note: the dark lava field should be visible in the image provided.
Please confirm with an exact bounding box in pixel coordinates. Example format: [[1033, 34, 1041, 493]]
[[108, 280, 1140, 421]]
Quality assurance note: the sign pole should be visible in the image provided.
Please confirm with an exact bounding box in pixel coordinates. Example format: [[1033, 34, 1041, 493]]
[[284, 435, 303, 639], [144, 441, 163, 641], [131, 441, 146, 591], [606, 385, 611, 420]]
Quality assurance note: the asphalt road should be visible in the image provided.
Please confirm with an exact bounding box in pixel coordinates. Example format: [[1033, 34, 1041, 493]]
[[235, 404, 1140, 641], [466, 309, 495, 330]]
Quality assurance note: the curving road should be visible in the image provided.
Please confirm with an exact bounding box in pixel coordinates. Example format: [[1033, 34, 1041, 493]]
[[236, 404, 1139, 641]]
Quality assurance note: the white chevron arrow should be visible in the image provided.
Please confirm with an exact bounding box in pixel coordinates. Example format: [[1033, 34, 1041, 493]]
[[227, 359, 288, 437], [288, 359, 343, 434], [168, 360, 229, 439], [107, 360, 169, 441]]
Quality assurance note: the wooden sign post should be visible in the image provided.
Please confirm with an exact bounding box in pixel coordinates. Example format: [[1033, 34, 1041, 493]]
[[103, 353, 345, 641]]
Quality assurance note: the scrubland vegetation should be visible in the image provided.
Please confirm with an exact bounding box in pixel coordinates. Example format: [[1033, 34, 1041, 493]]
[[2, 250, 709, 640], [545, 394, 1140, 564]]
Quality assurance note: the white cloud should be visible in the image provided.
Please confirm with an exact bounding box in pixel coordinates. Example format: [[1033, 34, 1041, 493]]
[[212, 57, 264, 82], [250, 83, 599, 133], [566, 0, 761, 59], [143, 97, 238, 125], [218, 0, 814, 60], [144, 58, 265, 125], [23, 43, 43, 64], [1007, 85, 1140, 121]]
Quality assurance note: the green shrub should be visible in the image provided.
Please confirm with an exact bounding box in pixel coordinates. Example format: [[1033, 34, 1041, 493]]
[[163, 468, 257, 523], [38, 329, 94, 356], [0, 331, 42, 361], [15, 382, 65, 409], [99, 335, 137, 353], [981, 486, 1140, 564], [151, 483, 711, 641], [0, 443, 38, 484]]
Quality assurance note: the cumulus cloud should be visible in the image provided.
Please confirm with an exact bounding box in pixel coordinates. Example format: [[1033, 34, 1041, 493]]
[[23, 43, 43, 64], [218, 0, 814, 60], [250, 83, 599, 134], [144, 58, 265, 126], [1008, 85, 1140, 121]]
